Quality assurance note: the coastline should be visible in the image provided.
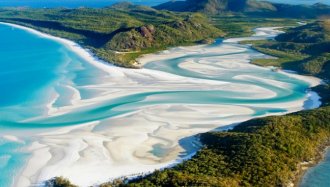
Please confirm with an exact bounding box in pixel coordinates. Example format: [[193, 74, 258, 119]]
[[293, 144, 330, 187], [0, 22, 116, 73], [0, 22, 323, 187]]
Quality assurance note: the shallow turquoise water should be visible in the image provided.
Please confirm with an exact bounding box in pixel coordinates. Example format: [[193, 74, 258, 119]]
[[0, 24, 109, 186], [0, 26, 61, 108], [0, 26, 102, 120], [300, 148, 330, 187], [0, 138, 30, 187], [0, 23, 318, 186]]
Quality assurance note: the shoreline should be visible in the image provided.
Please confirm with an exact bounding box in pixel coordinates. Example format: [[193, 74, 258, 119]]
[[0, 22, 324, 187], [293, 144, 330, 187], [0, 22, 116, 73]]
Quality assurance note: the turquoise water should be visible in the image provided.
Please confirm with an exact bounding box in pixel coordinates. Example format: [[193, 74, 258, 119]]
[[300, 148, 330, 187], [0, 24, 108, 122], [0, 24, 109, 186], [0, 23, 318, 186], [0, 139, 30, 187]]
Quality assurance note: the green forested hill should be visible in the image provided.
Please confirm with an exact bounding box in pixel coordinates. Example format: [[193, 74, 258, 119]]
[[252, 21, 330, 78], [276, 21, 330, 44], [154, 0, 277, 14], [155, 0, 330, 18], [0, 3, 223, 67], [249, 20, 330, 105]]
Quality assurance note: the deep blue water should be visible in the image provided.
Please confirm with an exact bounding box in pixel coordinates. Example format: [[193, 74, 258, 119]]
[[0, 0, 327, 8], [300, 148, 330, 187]]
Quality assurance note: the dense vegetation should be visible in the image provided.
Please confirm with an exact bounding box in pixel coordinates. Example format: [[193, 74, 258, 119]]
[[155, 0, 330, 18], [46, 177, 77, 187], [248, 20, 330, 105], [154, 0, 277, 14], [210, 16, 300, 37], [0, 3, 223, 67]]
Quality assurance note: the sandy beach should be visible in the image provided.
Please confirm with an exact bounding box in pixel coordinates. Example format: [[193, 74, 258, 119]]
[[0, 22, 322, 187]]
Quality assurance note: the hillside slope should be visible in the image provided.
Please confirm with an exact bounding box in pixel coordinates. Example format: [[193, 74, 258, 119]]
[[155, 0, 330, 18], [154, 0, 276, 14], [253, 21, 330, 74], [249, 20, 330, 105], [0, 3, 223, 67]]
